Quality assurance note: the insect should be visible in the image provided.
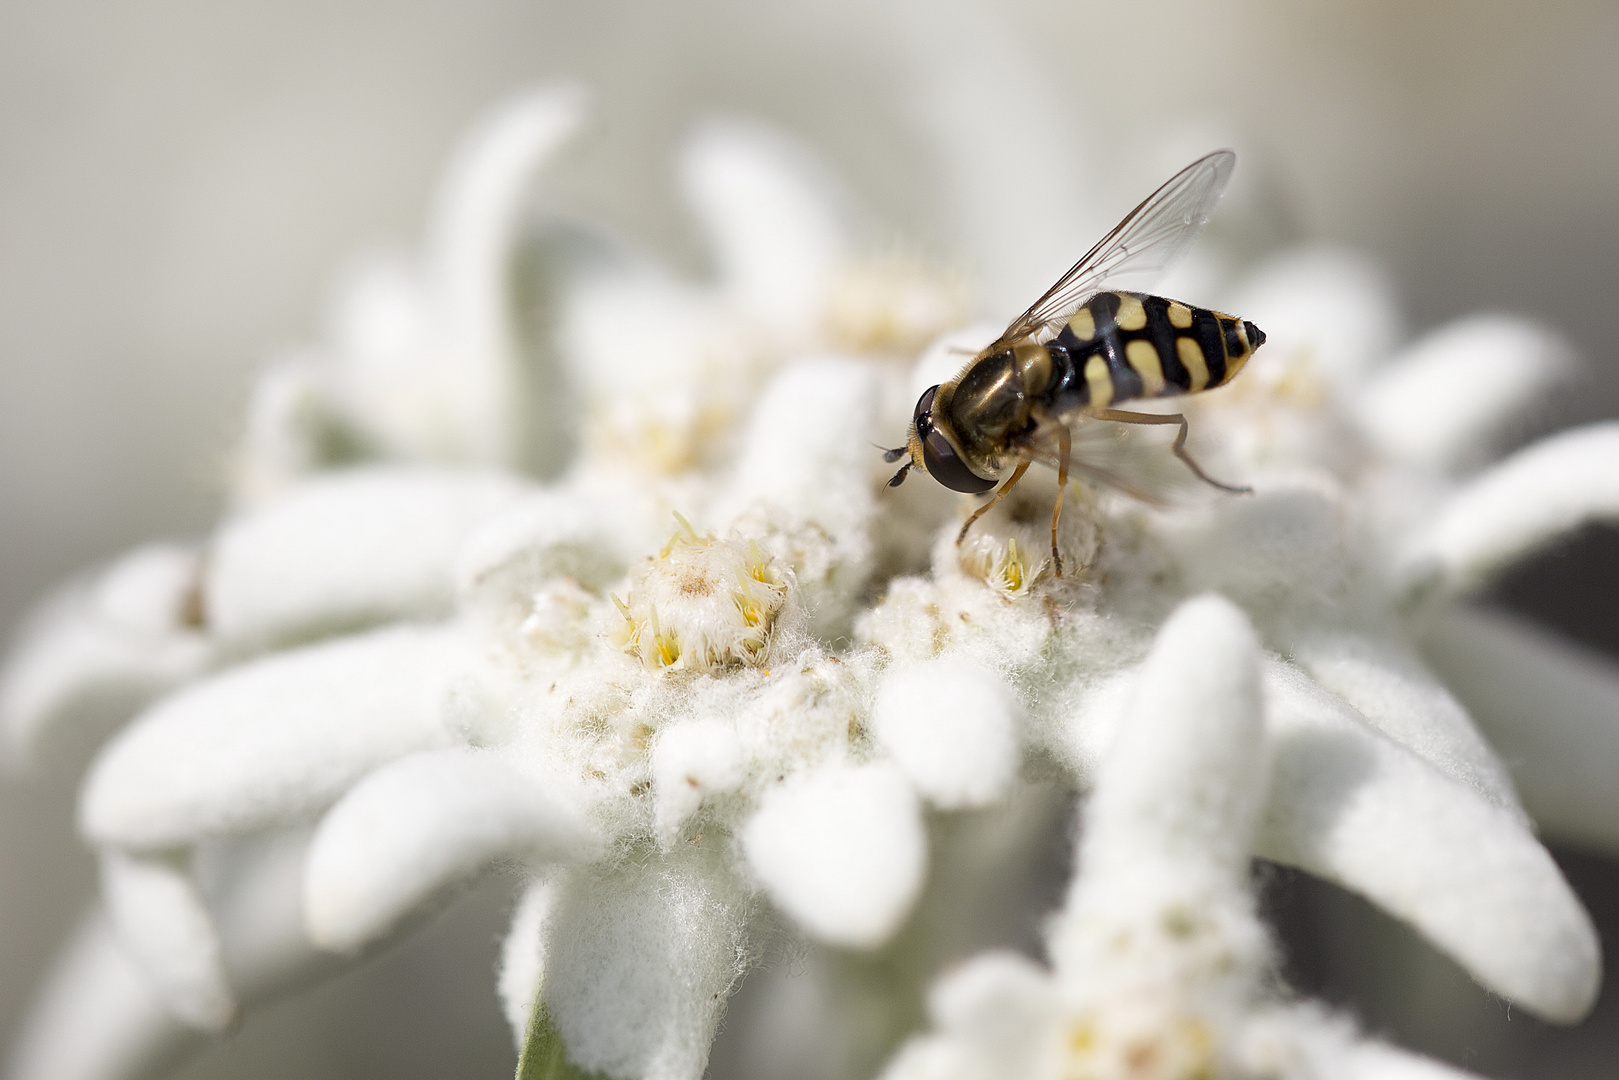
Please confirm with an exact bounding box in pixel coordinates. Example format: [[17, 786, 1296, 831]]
[[884, 149, 1264, 575]]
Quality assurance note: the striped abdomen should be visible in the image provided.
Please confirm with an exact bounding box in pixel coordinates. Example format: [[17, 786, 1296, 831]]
[[1043, 291, 1264, 410]]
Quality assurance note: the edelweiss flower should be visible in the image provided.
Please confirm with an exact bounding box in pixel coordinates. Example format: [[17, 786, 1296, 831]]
[[5, 80, 1619, 1080]]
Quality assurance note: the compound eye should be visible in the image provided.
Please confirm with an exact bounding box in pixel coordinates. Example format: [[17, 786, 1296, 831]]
[[912, 385, 939, 433], [922, 428, 996, 493]]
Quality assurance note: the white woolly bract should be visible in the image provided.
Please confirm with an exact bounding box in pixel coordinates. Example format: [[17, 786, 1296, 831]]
[[206, 467, 525, 650], [650, 716, 746, 848], [1256, 659, 1600, 1023], [1234, 1005, 1487, 1080], [1289, 629, 1523, 818], [454, 488, 639, 620], [498, 877, 557, 1050], [304, 748, 596, 952], [422, 85, 589, 468], [871, 658, 1019, 809], [1051, 597, 1269, 1080], [742, 761, 926, 949], [541, 846, 752, 1080], [1422, 605, 1619, 855], [3, 915, 186, 1080], [80, 624, 469, 849], [1, 545, 209, 768], [233, 84, 586, 498], [679, 118, 850, 337], [718, 359, 880, 636], [1225, 247, 1400, 390], [1068, 595, 1267, 888], [1403, 422, 1619, 597], [100, 851, 235, 1031], [877, 951, 1060, 1080], [1355, 314, 1575, 471]]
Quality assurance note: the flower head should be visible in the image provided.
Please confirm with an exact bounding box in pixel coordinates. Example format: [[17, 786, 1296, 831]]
[[4, 78, 1618, 1080]]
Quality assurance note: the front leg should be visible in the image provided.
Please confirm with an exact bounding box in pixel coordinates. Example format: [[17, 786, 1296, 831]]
[[956, 460, 1032, 545]]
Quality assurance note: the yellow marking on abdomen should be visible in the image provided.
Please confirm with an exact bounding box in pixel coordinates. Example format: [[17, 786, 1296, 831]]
[[1068, 308, 1096, 340], [1114, 293, 1147, 331], [1167, 301, 1193, 329], [1125, 339, 1166, 396], [1084, 354, 1114, 408], [1176, 335, 1210, 392]]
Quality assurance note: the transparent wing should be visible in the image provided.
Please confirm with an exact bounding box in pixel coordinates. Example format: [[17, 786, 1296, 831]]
[[987, 150, 1236, 351], [1020, 415, 1216, 508]]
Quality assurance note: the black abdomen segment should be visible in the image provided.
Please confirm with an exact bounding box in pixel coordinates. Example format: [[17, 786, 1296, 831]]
[[1045, 291, 1264, 409]]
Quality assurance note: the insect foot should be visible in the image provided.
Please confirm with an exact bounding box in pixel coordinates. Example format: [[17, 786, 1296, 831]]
[[951, 476, 1100, 597]]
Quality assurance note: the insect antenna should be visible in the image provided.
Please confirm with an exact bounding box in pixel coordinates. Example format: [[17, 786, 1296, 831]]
[[881, 445, 908, 463], [887, 462, 911, 487]]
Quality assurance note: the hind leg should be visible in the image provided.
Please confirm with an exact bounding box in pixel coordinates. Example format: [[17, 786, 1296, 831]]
[[1049, 425, 1071, 576], [1091, 408, 1250, 494]]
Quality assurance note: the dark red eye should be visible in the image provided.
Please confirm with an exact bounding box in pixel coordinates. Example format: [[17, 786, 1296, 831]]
[[912, 386, 995, 494]]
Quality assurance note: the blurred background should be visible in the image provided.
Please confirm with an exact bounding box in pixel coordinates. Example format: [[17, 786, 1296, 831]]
[[2, 1, 1617, 1076]]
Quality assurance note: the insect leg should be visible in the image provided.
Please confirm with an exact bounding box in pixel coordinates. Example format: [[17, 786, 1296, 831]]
[[1050, 426, 1071, 577], [956, 460, 1031, 545], [1091, 409, 1251, 494]]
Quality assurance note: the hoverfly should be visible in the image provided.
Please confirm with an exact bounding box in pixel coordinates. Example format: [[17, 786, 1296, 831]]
[[884, 149, 1264, 576]]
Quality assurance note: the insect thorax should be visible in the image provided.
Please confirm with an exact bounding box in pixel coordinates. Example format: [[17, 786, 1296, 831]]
[[946, 350, 1033, 458]]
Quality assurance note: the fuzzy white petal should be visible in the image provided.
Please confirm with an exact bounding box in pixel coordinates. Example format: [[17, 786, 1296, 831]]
[[4, 913, 190, 1080], [1163, 477, 1353, 626], [872, 658, 1019, 810], [1339, 1041, 1489, 1080], [560, 269, 760, 474], [925, 950, 1057, 1077], [207, 466, 525, 650], [1421, 604, 1619, 854], [1355, 314, 1574, 470], [1403, 423, 1619, 597], [1228, 247, 1400, 388], [722, 359, 882, 636], [651, 716, 745, 848], [726, 359, 879, 524], [680, 118, 849, 334], [304, 748, 594, 952], [1289, 630, 1523, 820], [499, 876, 557, 1051], [1080, 595, 1266, 880], [876, 950, 1058, 1080], [100, 851, 235, 1031], [2, 546, 209, 768], [423, 83, 588, 466], [875, 1036, 963, 1080], [233, 351, 352, 503], [1237, 1006, 1487, 1080], [1256, 659, 1600, 1023], [542, 845, 752, 1080], [742, 761, 926, 949], [1053, 596, 1267, 983], [455, 488, 639, 619], [200, 827, 339, 997], [81, 624, 468, 849]]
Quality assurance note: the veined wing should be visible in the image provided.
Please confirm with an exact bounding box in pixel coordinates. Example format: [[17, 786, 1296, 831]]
[[1021, 414, 1216, 508], [986, 149, 1236, 352]]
